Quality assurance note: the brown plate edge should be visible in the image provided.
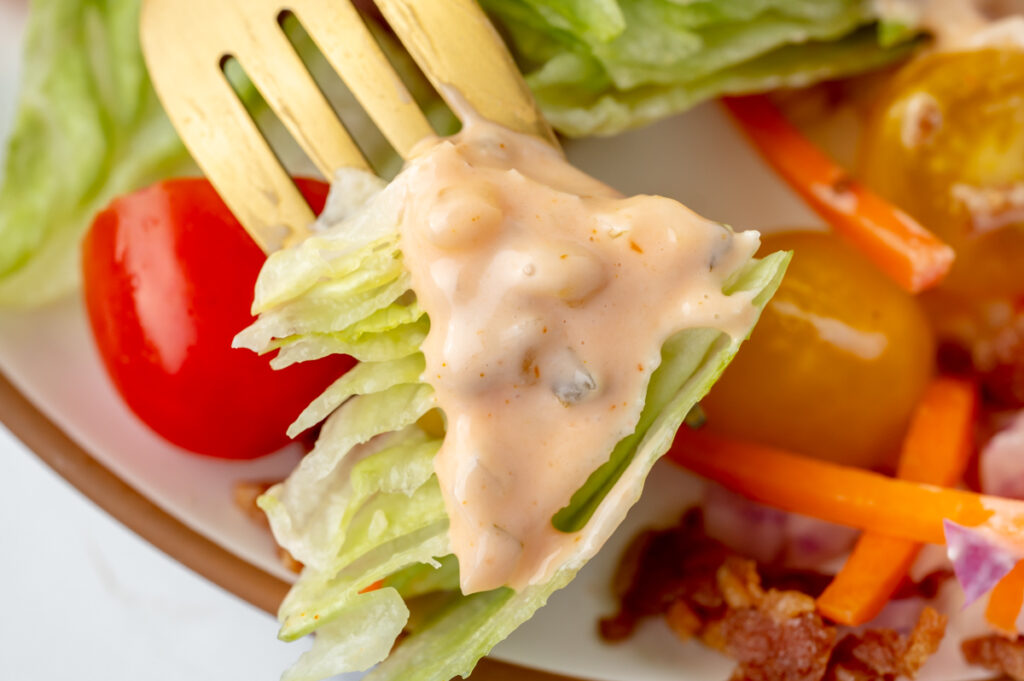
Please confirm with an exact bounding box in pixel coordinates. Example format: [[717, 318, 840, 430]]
[[0, 367, 583, 681]]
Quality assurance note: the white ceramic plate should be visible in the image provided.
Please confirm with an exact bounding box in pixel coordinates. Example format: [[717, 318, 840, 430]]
[[0, 5, 996, 681]]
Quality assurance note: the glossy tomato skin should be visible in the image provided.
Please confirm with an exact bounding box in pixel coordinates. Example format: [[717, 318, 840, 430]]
[[701, 232, 935, 470], [860, 49, 1024, 406], [860, 49, 1024, 298], [82, 178, 354, 459]]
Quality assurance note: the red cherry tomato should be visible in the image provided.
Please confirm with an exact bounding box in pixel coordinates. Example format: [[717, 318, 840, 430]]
[[82, 178, 355, 459]]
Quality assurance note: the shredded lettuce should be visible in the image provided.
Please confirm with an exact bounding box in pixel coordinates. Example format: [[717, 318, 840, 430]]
[[482, 0, 920, 136], [237, 167, 790, 681]]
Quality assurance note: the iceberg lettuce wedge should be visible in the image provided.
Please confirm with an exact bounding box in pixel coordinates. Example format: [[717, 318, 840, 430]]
[[240, 167, 790, 681]]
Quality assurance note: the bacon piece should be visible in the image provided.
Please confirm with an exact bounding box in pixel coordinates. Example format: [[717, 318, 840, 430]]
[[601, 509, 947, 681], [716, 559, 834, 681], [962, 635, 1024, 680], [233, 479, 276, 527], [234, 479, 303, 574], [826, 607, 946, 681]]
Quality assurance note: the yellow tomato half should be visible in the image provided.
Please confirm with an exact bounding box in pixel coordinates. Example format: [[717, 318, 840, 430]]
[[859, 48, 1024, 298], [701, 232, 935, 470]]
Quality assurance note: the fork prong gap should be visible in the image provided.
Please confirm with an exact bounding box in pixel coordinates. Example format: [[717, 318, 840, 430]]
[[359, 15, 461, 139], [291, 0, 438, 160], [221, 54, 324, 181], [279, 10, 403, 179], [231, 9, 370, 177]]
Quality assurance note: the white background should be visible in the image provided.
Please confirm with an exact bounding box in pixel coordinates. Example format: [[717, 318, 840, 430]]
[[0, 5, 352, 680]]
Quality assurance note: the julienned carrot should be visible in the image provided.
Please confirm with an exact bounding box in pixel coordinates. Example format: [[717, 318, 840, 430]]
[[987, 561, 1024, 636], [666, 428, 1024, 548], [817, 535, 920, 626], [721, 94, 954, 294], [817, 377, 977, 626], [895, 378, 977, 484]]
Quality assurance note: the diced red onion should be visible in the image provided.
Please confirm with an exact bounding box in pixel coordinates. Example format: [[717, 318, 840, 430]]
[[783, 513, 859, 568], [980, 411, 1024, 499], [702, 483, 857, 567], [702, 482, 787, 563], [943, 519, 1019, 607]]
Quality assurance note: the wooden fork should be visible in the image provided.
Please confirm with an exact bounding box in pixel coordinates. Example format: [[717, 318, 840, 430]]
[[140, 0, 555, 253]]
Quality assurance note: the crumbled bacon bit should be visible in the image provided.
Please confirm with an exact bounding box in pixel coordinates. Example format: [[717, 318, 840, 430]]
[[826, 607, 946, 681], [277, 547, 303, 575], [723, 607, 835, 681], [599, 510, 732, 641], [890, 569, 954, 601], [234, 479, 304, 573], [719, 557, 766, 609], [926, 294, 1024, 408], [962, 634, 1024, 680], [601, 510, 947, 681], [666, 599, 702, 640], [234, 480, 276, 528]]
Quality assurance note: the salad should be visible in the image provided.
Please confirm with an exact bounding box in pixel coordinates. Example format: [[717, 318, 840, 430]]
[[2, 1, 1024, 681]]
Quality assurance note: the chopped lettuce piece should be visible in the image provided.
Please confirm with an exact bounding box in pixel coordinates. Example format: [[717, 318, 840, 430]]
[[365, 575, 573, 681], [281, 587, 409, 681], [239, 169, 790, 681], [385, 554, 461, 600], [482, 0, 921, 136], [287, 354, 426, 437]]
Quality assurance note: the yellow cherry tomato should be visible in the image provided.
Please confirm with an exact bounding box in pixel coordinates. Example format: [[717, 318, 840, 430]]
[[701, 232, 935, 470], [859, 48, 1024, 298]]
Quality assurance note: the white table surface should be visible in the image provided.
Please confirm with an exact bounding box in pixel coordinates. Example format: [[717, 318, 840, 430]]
[[0, 426, 331, 680], [0, 5, 353, 680]]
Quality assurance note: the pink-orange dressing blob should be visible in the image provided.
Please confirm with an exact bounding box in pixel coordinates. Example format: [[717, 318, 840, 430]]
[[397, 116, 761, 593]]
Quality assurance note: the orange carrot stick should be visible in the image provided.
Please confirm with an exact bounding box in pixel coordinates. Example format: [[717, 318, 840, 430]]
[[987, 561, 1024, 636], [817, 377, 977, 625], [818, 535, 920, 626], [721, 94, 954, 293], [666, 428, 1024, 547]]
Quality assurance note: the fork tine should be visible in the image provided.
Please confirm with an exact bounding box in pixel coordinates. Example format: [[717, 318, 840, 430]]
[[374, 0, 558, 149], [232, 0, 372, 178], [142, 0, 556, 254], [292, 0, 435, 159], [141, 0, 318, 252]]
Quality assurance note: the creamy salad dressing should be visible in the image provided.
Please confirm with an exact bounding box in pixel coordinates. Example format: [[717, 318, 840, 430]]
[[391, 116, 761, 594]]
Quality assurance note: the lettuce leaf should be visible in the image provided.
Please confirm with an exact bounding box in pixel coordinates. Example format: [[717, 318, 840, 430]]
[[239, 168, 790, 681], [0, 0, 192, 306], [553, 251, 788, 532], [482, 0, 920, 136]]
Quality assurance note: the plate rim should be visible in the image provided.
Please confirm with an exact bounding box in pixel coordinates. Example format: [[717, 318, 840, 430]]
[[0, 365, 585, 681]]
